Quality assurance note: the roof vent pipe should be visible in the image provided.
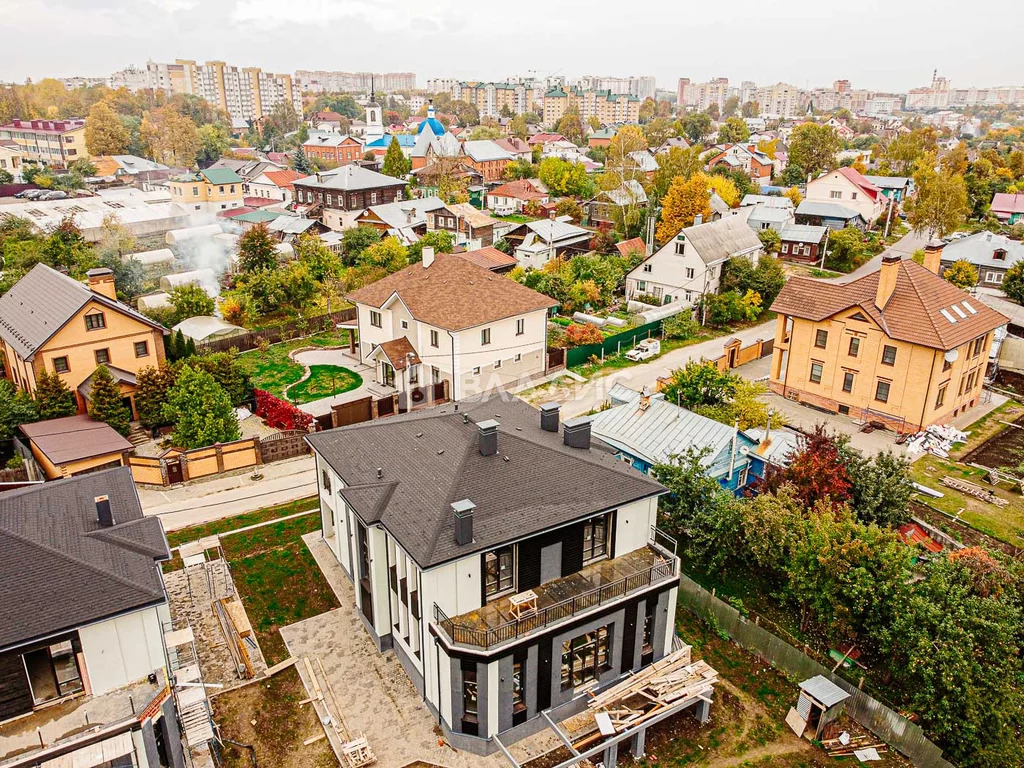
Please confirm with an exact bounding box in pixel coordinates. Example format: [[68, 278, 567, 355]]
[[477, 419, 499, 456], [452, 499, 475, 545], [540, 401, 560, 432], [562, 416, 592, 449], [95, 495, 114, 527]]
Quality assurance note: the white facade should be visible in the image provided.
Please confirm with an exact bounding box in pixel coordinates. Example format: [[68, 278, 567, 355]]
[[248, 172, 294, 203], [354, 296, 548, 401], [315, 451, 667, 743], [77, 605, 169, 696], [626, 236, 720, 307], [806, 170, 886, 224]]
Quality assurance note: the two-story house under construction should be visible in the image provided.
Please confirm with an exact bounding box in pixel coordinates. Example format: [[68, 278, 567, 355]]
[[346, 250, 556, 401], [306, 397, 679, 755]]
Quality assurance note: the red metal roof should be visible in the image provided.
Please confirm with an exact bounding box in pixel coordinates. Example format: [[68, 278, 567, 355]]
[[991, 193, 1024, 216], [898, 523, 943, 553], [836, 166, 881, 201], [615, 237, 646, 257]]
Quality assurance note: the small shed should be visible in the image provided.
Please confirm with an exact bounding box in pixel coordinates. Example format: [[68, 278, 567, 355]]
[[19, 415, 134, 480], [790, 675, 850, 739]]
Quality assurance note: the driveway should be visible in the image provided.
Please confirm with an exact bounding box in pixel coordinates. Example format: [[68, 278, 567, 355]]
[[834, 229, 930, 284], [280, 533, 562, 767], [526, 319, 777, 418], [291, 348, 396, 417]]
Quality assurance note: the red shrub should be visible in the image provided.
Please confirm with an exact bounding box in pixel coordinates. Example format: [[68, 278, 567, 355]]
[[564, 323, 605, 347], [254, 388, 315, 432]]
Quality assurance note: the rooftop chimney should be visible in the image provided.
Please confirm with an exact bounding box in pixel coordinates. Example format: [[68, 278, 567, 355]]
[[540, 401, 560, 432], [875, 253, 901, 310], [562, 416, 591, 449], [452, 499, 475, 545], [422, 246, 435, 269], [923, 238, 945, 275], [95, 495, 114, 527], [477, 419, 499, 456], [86, 268, 117, 301], [693, 214, 703, 226]]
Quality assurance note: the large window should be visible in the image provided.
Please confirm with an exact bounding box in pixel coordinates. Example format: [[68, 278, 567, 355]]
[[52, 356, 69, 373], [561, 626, 611, 689], [484, 545, 515, 598], [881, 345, 897, 366], [582, 514, 609, 562], [875, 380, 891, 403], [848, 337, 860, 357], [370, 310, 382, 328], [23, 639, 83, 705], [814, 329, 828, 349], [809, 362, 823, 384], [84, 312, 105, 331], [462, 666, 478, 723], [842, 372, 855, 393]]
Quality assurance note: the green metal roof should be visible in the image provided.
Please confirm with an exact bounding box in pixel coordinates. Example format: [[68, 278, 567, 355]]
[[232, 210, 282, 224], [201, 167, 244, 185]]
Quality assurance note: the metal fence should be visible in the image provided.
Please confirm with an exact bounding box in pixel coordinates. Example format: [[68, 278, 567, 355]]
[[565, 320, 663, 368], [676, 573, 956, 768]]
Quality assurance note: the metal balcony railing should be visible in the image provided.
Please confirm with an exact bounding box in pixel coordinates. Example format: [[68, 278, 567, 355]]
[[434, 539, 679, 650]]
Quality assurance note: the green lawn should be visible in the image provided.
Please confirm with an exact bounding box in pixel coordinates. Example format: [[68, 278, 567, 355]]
[[286, 365, 363, 405], [223, 514, 339, 664], [493, 213, 537, 224], [237, 329, 350, 400], [163, 496, 320, 571]]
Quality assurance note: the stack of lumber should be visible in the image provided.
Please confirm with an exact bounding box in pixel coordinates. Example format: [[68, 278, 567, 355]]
[[821, 732, 888, 758], [585, 646, 717, 734], [941, 475, 1009, 507]]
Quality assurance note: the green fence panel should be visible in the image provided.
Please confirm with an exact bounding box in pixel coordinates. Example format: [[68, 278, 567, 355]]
[[564, 320, 663, 368]]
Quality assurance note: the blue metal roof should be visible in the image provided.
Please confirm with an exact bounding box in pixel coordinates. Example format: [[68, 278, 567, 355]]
[[417, 117, 446, 136], [365, 133, 416, 149]]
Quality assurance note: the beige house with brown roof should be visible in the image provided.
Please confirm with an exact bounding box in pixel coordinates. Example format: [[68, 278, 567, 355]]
[[769, 246, 1008, 432], [346, 251, 556, 401]]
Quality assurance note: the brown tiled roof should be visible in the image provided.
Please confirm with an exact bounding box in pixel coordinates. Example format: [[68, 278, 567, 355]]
[[488, 179, 547, 201], [375, 337, 421, 370], [455, 247, 519, 271], [347, 253, 555, 330], [771, 259, 1008, 350], [615, 237, 646, 257], [19, 415, 133, 466]]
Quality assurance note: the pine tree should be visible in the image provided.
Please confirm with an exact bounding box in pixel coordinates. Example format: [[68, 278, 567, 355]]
[[292, 145, 311, 175], [163, 365, 240, 449], [382, 136, 410, 178], [35, 370, 78, 420], [171, 329, 187, 361], [87, 365, 131, 435], [185, 337, 198, 358], [134, 365, 177, 429]]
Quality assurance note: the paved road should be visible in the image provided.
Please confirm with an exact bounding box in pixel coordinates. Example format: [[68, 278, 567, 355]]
[[835, 229, 930, 284], [527, 319, 777, 418], [139, 454, 315, 531]]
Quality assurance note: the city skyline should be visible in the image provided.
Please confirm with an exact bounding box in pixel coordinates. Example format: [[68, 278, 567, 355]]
[[2, 0, 1023, 93]]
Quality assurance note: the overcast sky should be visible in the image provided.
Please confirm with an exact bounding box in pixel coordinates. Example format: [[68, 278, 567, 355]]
[[2, 0, 1021, 93]]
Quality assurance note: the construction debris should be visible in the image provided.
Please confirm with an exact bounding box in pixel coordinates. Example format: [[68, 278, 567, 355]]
[[905, 424, 968, 457], [941, 475, 1009, 507], [821, 722, 888, 759], [583, 646, 718, 737]]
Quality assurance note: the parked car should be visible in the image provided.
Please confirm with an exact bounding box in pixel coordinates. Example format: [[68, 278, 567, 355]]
[[39, 190, 68, 200], [625, 339, 660, 361]]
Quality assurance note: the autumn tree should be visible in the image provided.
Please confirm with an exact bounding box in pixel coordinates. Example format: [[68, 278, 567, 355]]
[[656, 173, 711, 242], [741, 101, 759, 118], [85, 100, 130, 156], [382, 135, 411, 177], [784, 186, 802, 207], [87, 365, 131, 435], [707, 174, 740, 207], [358, 237, 408, 272], [906, 157, 970, 238], [758, 424, 852, 507], [717, 117, 750, 144], [34, 370, 77, 420], [788, 123, 841, 177], [682, 112, 712, 145], [238, 223, 278, 272], [537, 157, 593, 197], [163, 365, 239, 449], [650, 146, 703, 201], [943, 259, 979, 290], [555, 108, 584, 144], [758, 228, 781, 255], [1002, 261, 1024, 304], [140, 106, 200, 166]]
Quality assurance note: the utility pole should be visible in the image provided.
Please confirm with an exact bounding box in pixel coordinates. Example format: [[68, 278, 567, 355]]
[[883, 195, 895, 239]]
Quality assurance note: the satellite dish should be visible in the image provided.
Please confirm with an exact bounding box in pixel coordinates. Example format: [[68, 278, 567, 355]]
[[944, 349, 959, 363]]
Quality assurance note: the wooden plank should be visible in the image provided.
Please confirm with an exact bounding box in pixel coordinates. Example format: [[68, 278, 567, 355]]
[[265, 656, 299, 676], [303, 657, 324, 701], [303, 733, 327, 746]]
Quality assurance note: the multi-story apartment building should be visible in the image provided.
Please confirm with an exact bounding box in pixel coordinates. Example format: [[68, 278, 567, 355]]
[[574, 75, 656, 102], [676, 78, 691, 107], [543, 87, 640, 127], [0, 119, 87, 167], [295, 71, 416, 93], [769, 247, 1008, 432], [752, 82, 804, 118], [306, 395, 679, 755], [452, 82, 530, 118], [688, 78, 730, 113]]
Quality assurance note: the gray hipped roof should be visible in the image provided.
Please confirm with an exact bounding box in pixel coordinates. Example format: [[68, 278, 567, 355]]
[[0, 467, 170, 650], [941, 231, 1024, 269], [796, 200, 865, 221], [0, 263, 166, 361], [307, 397, 664, 568], [799, 675, 850, 708], [295, 164, 406, 192]]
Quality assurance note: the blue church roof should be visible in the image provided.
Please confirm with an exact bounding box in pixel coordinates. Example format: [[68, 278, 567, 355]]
[[365, 133, 416, 149], [418, 117, 446, 136]]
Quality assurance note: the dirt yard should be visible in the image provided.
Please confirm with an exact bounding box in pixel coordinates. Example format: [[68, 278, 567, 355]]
[[211, 665, 337, 768]]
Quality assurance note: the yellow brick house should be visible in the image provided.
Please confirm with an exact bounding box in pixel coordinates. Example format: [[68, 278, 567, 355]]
[[0, 264, 168, 419], [769, 245, 1008, 432]]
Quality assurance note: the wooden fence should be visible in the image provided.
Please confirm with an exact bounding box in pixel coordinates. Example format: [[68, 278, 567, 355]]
[[129, 436, 263, 486], [329, 381, 450, 429], [197, 308, 358, 354], [677, 573, 955, 768]]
